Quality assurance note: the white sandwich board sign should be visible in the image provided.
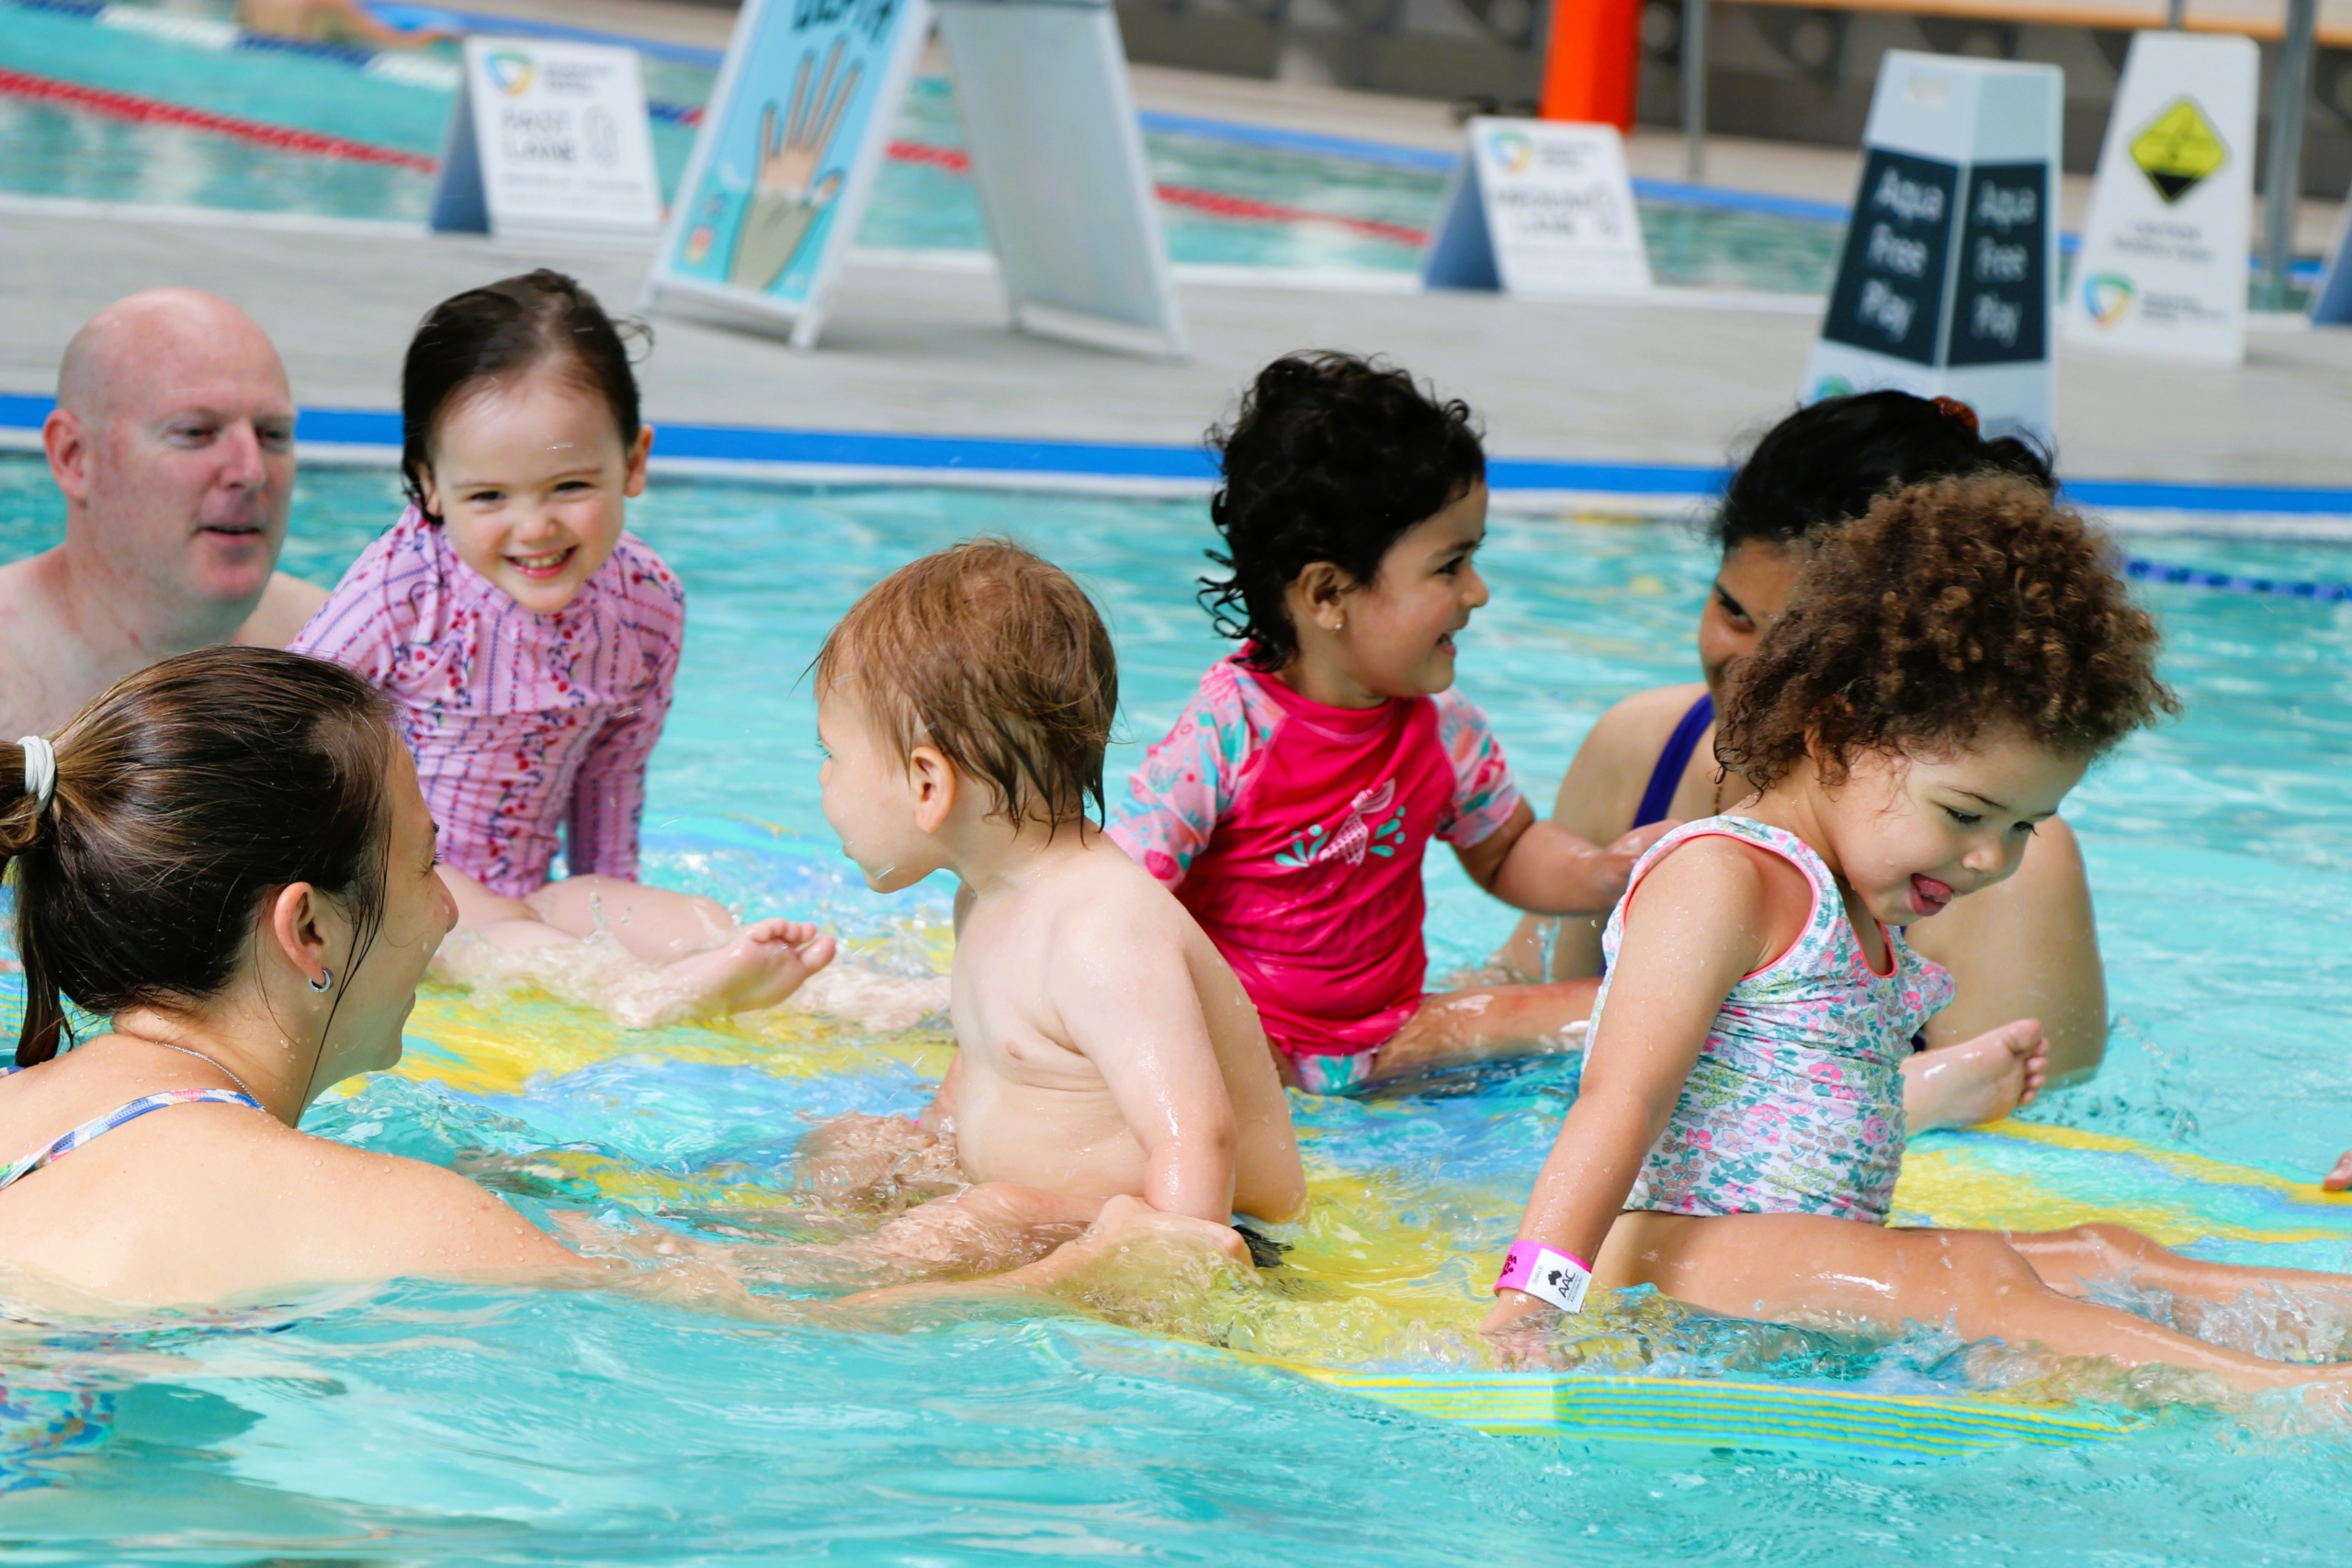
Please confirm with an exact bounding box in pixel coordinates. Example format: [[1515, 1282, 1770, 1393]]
[[2062, 33, 2256, 364], [643, 0, 1184, 357], [429, 38, 662, 242], [1804, 52, 2063, 444], [1423, 118, 1652, 296]]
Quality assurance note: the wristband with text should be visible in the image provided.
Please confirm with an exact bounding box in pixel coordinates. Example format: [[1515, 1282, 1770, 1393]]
[[1493, 1242, 1592, 1314]]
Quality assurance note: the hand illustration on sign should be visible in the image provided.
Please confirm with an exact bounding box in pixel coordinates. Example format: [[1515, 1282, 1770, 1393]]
[[727, 39, 862, 292]]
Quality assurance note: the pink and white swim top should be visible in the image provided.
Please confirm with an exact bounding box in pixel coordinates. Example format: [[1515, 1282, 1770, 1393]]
[[1109, 655, 1521, 1060], [291, 506, 687, 898], [1595, 814, 1955, 1224]]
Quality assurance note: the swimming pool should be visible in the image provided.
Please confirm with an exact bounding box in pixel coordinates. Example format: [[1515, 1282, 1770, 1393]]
[[2, 452, 2351, 1560], [0, 0, 1847, 292]]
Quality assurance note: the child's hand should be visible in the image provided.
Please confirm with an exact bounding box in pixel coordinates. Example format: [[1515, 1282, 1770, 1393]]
[[1599, 820, 1678, 890], [2326, 1154, 2352, 1192], [1068, 1194, 1255, 1272], [1479, 1288, 1570, 1371]]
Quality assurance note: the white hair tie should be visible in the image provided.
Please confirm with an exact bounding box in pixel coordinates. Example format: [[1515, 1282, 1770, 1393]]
[[18, 736, 54, 814]]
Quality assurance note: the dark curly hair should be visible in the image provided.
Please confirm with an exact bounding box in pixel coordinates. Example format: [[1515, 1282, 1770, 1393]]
[[1716, 391, 2054, 556], [1716, 473, 2177, 787], [1199, 353, 1486, 671]]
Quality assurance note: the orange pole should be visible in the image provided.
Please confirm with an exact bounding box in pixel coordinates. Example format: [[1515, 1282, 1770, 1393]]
[[1538, 0, 1644, 130]]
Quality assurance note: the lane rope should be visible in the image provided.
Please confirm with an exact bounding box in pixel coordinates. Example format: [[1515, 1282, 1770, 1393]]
[[0, 66, 1434, 245]]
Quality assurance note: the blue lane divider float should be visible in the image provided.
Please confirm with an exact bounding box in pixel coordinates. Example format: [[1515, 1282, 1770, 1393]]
[[2123, 557, 2352, 601], [9, 393, 2352, 531]]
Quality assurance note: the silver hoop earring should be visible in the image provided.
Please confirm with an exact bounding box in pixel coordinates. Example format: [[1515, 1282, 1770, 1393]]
[[308, 967, 333, 994]]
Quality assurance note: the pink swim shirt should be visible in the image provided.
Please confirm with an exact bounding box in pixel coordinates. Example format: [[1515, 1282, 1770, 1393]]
[[291, 507, 687, 898], [1109, 655, 1521, 1060]]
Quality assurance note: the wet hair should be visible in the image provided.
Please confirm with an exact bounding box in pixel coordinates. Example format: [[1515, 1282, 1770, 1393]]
[[1715, 391, 2055, 556], [814, 538, 1116, 831], [0, 648, 400, 1066], [1199, 352, 1486, 671], [1716, 473, 2177, 788], [400, 269, 645, 521]]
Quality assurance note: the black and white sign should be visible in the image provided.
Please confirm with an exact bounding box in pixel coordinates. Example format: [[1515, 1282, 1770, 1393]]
[[1804, 52, 2063, 443]]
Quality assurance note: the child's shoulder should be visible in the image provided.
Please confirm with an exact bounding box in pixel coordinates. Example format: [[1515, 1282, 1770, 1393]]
[[602, 532, 687, 610]]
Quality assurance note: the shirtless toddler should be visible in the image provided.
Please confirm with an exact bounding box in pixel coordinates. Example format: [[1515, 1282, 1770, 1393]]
[[808, 541, 1305, 1271]]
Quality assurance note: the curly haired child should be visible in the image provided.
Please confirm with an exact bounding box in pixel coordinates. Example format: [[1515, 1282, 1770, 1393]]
[[1484, 472, 2352, 1398], [1109, 354, 1668, 1096]]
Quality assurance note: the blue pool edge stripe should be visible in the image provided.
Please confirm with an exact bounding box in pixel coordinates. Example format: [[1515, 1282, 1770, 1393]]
[[6, 395, 2352, 515]]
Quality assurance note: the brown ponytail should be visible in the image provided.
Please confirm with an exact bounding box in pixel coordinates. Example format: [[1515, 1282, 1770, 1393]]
[[4, 648, 400, 1066]]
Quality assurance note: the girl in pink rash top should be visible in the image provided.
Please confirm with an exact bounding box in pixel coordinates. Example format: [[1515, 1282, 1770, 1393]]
[[1109, 355, 1670, 1095], [293, 270, 832, 1026]]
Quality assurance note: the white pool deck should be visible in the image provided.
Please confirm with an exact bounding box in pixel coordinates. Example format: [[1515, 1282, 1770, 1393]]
[[3, 7, 2349, 518]]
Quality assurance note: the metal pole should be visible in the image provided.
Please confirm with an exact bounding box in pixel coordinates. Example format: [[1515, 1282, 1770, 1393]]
[[1683, 0, 1707, 181], [2260, 0, 2319, 308], [2165, 0, 2185, 29]]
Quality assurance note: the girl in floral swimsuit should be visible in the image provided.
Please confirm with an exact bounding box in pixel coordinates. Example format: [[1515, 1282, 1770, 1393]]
[[1111, 354, 1668, 1094], [1485, 472, 2352, 1399]]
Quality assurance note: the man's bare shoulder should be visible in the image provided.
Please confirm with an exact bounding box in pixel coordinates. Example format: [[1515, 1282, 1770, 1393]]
[[0, 550, 84, 734], [237, 571, 329, 649]]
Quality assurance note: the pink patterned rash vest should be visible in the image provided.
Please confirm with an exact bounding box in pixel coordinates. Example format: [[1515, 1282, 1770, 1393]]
[[1109, 655, 1521, 1061], [291, 506, 686, 898]]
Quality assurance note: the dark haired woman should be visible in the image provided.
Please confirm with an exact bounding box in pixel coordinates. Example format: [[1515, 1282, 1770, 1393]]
[[1498, 391, 2102, 1125], [1109, 353, 1668, 1095], [292, 269, 833, 1027], [0, 648, 1243, 1309], [1483, 476, 2352, 1397]]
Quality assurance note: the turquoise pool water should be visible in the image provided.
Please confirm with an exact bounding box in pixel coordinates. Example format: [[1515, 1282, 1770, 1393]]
[[0, 0, 1847, 291], [1, 452, 2351, 1559]]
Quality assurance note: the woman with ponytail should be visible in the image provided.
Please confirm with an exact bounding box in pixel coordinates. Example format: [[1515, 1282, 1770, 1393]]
[[0, 647, 1235, 1311]]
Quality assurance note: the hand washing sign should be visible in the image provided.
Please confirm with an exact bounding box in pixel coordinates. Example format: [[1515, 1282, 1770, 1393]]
[[1805, 53, 2061, 443], [2061, 33, 2256, 365], [644, 0, 1183, 356], [429, 38, 662, 240], [645, 0, 931, 346], [1423, 118, 1651, 295]]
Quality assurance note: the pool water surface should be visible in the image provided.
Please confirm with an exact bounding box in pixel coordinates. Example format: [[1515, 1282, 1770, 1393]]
[[2, 455, 2352, 1560]]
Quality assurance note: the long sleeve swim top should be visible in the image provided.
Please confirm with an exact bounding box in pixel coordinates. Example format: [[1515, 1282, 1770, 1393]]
[[290, 506, 687, 898], [1108, 656, 1521, 1058]]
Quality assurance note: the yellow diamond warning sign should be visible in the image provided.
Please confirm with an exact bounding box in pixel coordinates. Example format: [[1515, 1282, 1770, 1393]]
[[2131, 97, 2227, 204]]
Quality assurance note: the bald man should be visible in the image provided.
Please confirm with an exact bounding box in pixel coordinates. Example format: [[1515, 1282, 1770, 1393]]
[[0, 290, 327, 736]]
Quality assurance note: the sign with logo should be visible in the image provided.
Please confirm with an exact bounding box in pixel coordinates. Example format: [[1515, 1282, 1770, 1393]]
[[1422, 118, 1651, 296], [2062, 33, 2256, 364], [429, 38, 661, 241], [1805, 53, 2061, 444], [644, 0, 1182, 356]]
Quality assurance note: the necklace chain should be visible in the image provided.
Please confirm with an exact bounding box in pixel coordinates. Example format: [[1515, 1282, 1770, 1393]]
[[143, 1040, 260, 1103]]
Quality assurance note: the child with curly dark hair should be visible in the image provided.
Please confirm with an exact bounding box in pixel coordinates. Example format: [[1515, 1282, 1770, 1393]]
[[1484, 474, 2352, 1397], [1109, 354, 1668, 1095]]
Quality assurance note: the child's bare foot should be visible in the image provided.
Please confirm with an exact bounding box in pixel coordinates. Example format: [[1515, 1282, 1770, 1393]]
[[2324, 1153, 2352, 1193], [616, 920, 837, 1028], [1904, 1017, 2049, 1132]]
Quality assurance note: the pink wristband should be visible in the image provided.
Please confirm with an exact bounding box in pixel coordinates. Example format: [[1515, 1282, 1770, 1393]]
[[1494, 1242, 1592, 1314]]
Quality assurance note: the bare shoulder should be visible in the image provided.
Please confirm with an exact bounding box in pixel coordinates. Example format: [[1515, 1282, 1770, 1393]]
[[1053, 836, 1195, 950], [238, 571, 330, 648], [1588, 682, 1712, 757], [1554, 682, 1711, 829], [1622, 829, 1790, 920], [250, 1127, 575, 1276], [0, 553, 70, 733]]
